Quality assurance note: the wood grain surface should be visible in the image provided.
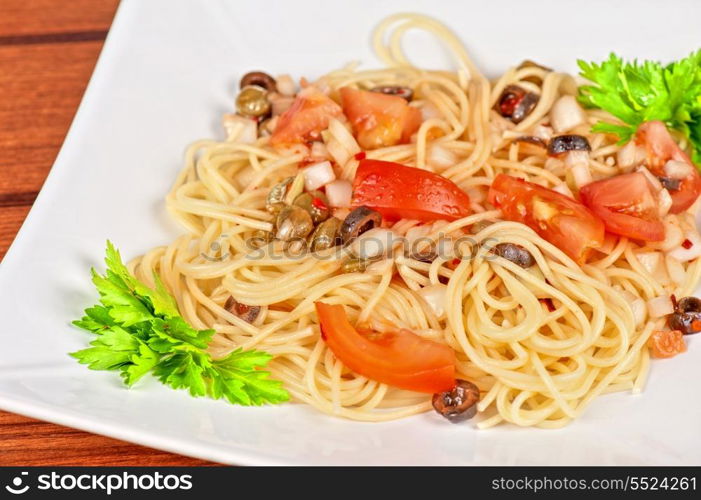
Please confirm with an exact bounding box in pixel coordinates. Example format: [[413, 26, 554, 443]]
[[0, 0, 218, 466]]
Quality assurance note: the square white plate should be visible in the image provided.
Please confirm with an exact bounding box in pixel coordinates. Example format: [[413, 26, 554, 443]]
[[1, 0, 701, 466]]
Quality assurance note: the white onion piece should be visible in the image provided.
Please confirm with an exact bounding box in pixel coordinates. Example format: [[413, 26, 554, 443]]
[[637, 166, 664, 192], [302, 161, 335, 191], [648, 217, 683, 251], [616, 141, 646, 172], [222, 114, 257, 144], [417, 284, 448, 318], [466, 186, 486, 203], [551, 182, 574, 197], [421, 103, 442, 121], [269, 93, 295, 116], [647, 295, 674, 318], [427, 144, 458, 169], [533, 124, 553, 141], [636, 251, 662, 276], [566, 151, 592, 188], [620, 289, 647, 326], [328, 118, 360, 155], [309, 141, 330, 160], [275, 74, 296, 96], [665, 255, 686, 285], [657, 188, 673, 217], [664, 159, 694, 179], [549, 95, 585, 133], [325, 138, 351, 167], [325, 179, 352, 208], [350, 228, 401, 260], [667, 230, 701, 262]]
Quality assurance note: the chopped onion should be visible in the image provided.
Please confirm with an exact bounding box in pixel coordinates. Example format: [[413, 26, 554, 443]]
[[222, 114, 257, 144], [325, 138, 351, 167], [657, 188, 673, 217], [421, 103, 442, 121], [620, 289, 647, 326], [635, 251, 662, 276], [325, 179, 352, 208], [664, 159, 693, 179], [466, 186, 486, 203], [549, 95, 585, 133], [350, 228, 401, 260], [667, 229, 701, 261], [428, 144, 458, 169], [647, 295, 674, 318], [616, 141, 646, 172], [302, 161, 335, 191], [533, 124, 553, 141], [275, 74, 296, 96], [648, 217, 683, 251], [565, 151, 592, 188], [636, 166, 664, 193], [551, 182, 574, 198], [417, 284, 447, 318], [665, 255, 686, 285], [310, 141, 331, 160], [269, 93, 295, 116]]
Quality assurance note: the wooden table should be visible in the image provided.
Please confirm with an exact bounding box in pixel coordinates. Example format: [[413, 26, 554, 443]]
[[0, 0, 216, 466]]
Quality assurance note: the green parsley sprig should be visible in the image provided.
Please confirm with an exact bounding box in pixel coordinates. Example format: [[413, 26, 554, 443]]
[[577, 50, 701, 164], [72, 241, 289, 406]]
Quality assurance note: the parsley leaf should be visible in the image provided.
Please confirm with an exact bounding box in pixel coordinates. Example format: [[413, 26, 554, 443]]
[[71, 241, 288, 406], [577, 50, 701, 164]]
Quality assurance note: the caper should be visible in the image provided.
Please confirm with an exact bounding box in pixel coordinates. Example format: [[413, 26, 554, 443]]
[[275, 205, 313, 241], [494, 243, 536, 268], [496, 84, 539, 124], [266, 177, 294, 213], [340, 206, 382, 244], [249, 230, 274, 248], [240, 71, 277, 92], [236, 85, 271, 118], [224, 296, 261, 323], [432, 379, 480, 422], [547, 135, 591, 156], [341, 257, 373, 273], [310, 217, 342, 251], [370, 85, 413, 101], [293, 191, 330, 224]]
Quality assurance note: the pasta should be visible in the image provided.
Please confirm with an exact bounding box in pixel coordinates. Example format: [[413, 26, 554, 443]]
[[127, 14, 701, 428]]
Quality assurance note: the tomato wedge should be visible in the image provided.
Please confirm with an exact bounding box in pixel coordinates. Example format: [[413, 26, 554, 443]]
[[314, 302, 455, 393], [635, 121, 701, 213], [488, 174, 605, 264], [352, 159, 471, 221], [579, 172, 665, 242], [340, 87, 422, 150], [270, 86, 342, 147]]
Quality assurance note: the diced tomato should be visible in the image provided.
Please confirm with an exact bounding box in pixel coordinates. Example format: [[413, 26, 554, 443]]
[[635, 121, 701, 213], [648, 329, 687, 359], [340, 87, 422, 150], [270, 87, 342, 147], [315, 302, 455, 393], [579, 172, 665, 242], [352, 159, 471, 222], [488, 174, 605, 264]]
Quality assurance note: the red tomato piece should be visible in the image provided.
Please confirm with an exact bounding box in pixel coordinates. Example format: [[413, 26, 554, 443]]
[[488, 174, 605, 264], [270, 86, 342, 147], [579, 172, 665, 242], [635, 121, 701, 213], [352, 159, 471, 222], [340, 87, 422, 150], [315, 302, 456, 393]]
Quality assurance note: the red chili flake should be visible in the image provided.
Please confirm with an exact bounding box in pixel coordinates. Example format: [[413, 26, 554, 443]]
[[312, 197, 328, 210], [447, 258, 462, 270], [354, 151, 366, 161], [539, 298, 555, 312], [682, 239, 693, 249]]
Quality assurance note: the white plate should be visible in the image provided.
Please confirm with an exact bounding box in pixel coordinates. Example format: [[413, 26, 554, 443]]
[[1, 0, 701, 466]]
